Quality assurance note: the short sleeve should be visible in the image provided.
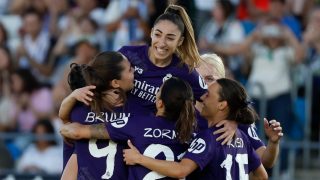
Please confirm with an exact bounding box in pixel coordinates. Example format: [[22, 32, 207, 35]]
[[183, 131, 214, 170], [105, 118, 132, 143], [238, 124, 265, 150]]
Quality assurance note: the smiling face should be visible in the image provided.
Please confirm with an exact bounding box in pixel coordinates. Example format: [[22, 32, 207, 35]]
[[149, 20, 183, 64]]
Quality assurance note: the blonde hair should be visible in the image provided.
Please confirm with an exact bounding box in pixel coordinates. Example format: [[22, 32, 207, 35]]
[[200, 53, 225, 79], [161, 4, 201, 71]]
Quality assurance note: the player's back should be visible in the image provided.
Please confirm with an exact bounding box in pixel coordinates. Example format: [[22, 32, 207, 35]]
[[70, 103, 129, 180], [106, 114, 189, 180]]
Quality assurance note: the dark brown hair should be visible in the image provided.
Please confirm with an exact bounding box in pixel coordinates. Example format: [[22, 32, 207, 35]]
[[216, 78, 258, 124], [160, 77, 196, 143], [68, 51, 127, 114]]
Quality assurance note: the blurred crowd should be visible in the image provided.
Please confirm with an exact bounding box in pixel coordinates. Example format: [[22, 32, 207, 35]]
[[0, 0, 319, 176]]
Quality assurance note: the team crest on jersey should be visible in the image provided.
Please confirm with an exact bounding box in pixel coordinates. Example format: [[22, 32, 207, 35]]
[[163, 74, 172, 82], [199, 75, 208, 89], [109, 113, 130, 128], [188, 138, 206, 154]]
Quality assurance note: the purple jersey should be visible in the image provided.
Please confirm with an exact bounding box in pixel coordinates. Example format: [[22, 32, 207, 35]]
[[62, 142, 74, 169], [238, 124, 265, 150], [106, 115, 189, 180], [71, 103, 129, 180], [119, 45, 207, 113], [184, 127, 261, 180]]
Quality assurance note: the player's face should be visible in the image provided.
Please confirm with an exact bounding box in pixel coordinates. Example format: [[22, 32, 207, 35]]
[[149, 20, 183, 63], [200, 82, 222, 118], [118, 56, 134, 91], [196, 62, 220, 86]]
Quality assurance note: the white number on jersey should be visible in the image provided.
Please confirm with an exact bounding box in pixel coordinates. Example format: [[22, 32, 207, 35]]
[[220, 154, 249, 180], [89, 139, 117, 179], [143, 144, 175, 180]]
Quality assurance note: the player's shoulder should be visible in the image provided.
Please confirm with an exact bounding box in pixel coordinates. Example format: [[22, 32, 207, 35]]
[[118, 45, 147, 54]]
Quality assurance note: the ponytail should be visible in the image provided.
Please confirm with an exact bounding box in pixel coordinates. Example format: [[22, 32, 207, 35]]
[[160, 77, 196, 143], [176, 99, 196, 143], [235, 105, 258, 125]]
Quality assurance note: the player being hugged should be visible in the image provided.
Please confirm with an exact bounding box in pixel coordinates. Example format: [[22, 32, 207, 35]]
[[123, 78, 269, 180], [60, 77, 197, 179], [59, 51, 134, 180]]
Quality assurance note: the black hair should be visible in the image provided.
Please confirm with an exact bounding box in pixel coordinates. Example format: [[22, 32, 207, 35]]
[[32, 119, 57, 146], [12, 68, 41, 94], [22, 8, 43, 21]]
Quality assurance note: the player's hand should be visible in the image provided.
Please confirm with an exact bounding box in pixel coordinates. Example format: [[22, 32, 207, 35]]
[[213, 120, 237, 145], [60, 122, 84, 140], [123, 140, 141, 165], [103, 89, 124, 107], [264, 118, 283, 144], [70, 85, 96, 106]]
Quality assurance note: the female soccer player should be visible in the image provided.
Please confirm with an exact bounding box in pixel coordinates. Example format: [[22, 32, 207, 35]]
[[60, 51, 134, 180], [197, 53, 283, 168], [60, 77, 197, 179], [123, 78, 269, 179]]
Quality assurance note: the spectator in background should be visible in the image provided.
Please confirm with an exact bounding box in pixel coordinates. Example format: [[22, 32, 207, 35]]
[[16, 119, 62, 174], [198, 0, 245, 80], [287, 0, 314, 29], [15, 8, 53, 83], [237, 0, 269, 21], [303, 7, 320, 141], [52, 40, 98, 112], [211, 17, 304, 139], [102, 0, 149, 50], [10, 69, 53, 133], [52, 16, 99, 58], [0, 47, 15, 132], [269, 0, 302, 40], [194, 0, 215, 39]]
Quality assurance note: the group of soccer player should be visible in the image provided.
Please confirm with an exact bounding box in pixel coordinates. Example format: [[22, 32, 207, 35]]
[[58, 4, 283, 180]]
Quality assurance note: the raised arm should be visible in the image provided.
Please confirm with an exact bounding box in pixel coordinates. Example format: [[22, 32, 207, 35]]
[[60, 122, 110, 140], [123, 140, 198, 179], [210, 30, 259, 56], [258, 118, 283, 168], [58, 86, 96, 123], [283, 26, 305, 63]]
